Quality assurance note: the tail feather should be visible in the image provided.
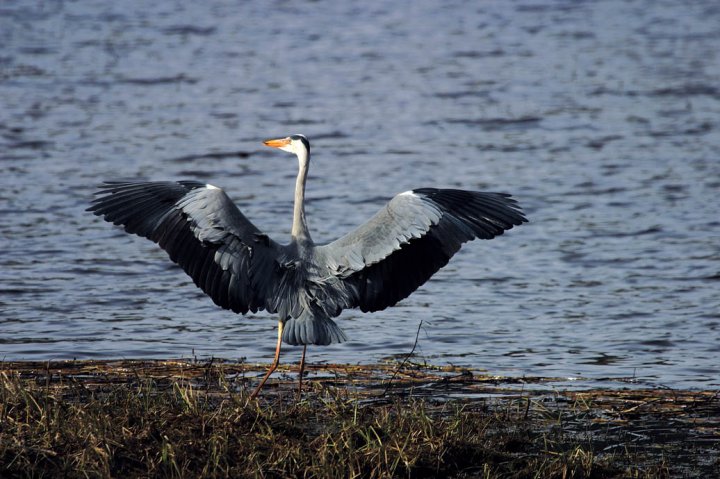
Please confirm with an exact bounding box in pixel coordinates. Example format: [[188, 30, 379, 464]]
[[282, 314, 347, 346]]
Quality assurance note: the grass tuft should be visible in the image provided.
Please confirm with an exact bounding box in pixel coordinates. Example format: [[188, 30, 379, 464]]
[[0, 362, 717, 478]]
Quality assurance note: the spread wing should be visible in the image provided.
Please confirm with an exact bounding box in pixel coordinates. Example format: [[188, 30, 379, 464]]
[[87, 181, 284, 315], [316, 188, 527, 313]]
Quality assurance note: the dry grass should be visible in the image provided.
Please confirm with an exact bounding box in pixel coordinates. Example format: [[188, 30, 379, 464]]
[[0, 360, 717, 478]]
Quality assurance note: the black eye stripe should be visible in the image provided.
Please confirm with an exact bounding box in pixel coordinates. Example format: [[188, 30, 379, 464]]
[[290, 134, 310, 151]]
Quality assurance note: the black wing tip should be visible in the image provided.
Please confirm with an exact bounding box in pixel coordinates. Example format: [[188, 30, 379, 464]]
[[92, 179, 208, 190], [88, 180, 209, 205], [94, 180, 144, 191], [413, 187, 529, 227]]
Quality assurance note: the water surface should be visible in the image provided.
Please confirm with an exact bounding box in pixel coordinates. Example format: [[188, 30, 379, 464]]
[[1, 0, 719, 389]]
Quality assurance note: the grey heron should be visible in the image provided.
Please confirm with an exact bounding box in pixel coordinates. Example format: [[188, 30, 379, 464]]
[[88, 134, 527, 398]]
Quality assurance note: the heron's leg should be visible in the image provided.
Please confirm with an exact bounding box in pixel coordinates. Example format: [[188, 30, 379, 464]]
[[297, 344, 307, 398], [250, 321, 284, 399]]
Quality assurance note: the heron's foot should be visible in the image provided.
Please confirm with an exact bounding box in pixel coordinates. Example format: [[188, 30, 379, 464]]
[[249, 365, 276, 400], [296, 373, 303, 400], [249, 321, 285, 401], [296, 344, 307, 401]]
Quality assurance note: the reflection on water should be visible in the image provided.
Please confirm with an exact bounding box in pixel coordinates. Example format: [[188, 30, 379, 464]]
[[1, 1, 719, 389]]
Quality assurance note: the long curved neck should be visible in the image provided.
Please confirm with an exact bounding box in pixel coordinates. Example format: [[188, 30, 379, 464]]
[[292, 146, 312, 242]]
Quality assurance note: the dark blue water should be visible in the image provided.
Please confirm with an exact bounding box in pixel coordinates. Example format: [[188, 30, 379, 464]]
[[1, 0, 719, 389]]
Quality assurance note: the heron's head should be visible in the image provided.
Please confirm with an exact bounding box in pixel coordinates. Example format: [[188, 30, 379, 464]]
[[263, 134, 309, 156]]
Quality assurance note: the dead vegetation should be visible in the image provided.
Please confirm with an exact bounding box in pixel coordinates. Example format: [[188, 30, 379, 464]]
[[0, 360, 717, 478]]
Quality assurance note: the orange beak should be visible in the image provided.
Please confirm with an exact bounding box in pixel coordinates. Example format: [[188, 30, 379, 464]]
[[263, 137, 291, 148]]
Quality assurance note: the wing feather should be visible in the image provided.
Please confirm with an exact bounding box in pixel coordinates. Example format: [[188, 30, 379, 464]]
[[88, 181, 283, 315], [316, 188, 526, 313], [319, 192, 442, 274]]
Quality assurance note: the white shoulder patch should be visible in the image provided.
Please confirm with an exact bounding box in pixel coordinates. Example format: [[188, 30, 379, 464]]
[[205, 183, 221, 190], [398, 190, 415, 197]]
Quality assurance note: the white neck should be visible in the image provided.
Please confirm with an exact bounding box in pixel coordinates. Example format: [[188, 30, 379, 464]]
[[291, 147, 311, 241]]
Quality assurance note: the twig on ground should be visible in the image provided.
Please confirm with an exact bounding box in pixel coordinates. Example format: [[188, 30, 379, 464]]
[[381, 320, 423, 396]]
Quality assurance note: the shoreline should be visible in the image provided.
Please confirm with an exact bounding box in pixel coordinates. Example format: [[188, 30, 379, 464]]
[[1, 359, 718, 477]]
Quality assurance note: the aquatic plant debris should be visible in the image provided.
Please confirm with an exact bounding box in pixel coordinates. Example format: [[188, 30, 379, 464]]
[[1, 360, 718, 478]]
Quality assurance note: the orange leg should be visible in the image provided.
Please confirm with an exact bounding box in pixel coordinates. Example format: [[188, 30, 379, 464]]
[[297, 344, 307, 399], [250, 321, 284, 399]]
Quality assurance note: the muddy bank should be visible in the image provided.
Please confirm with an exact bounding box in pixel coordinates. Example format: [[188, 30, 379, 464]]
[[1, 360, 718, 477]]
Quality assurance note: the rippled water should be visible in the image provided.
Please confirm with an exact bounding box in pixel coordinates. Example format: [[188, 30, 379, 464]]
[[1, 1, 719, 389]]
